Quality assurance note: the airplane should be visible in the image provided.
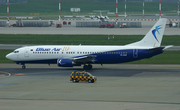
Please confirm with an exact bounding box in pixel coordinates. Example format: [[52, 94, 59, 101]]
[[6, 18, 172, 70], [96, 11, 109, 22], [89, 15, 95, 19]]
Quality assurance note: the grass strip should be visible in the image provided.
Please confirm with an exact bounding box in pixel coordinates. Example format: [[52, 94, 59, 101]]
[[0, 49, 14, 63], [0, 0, 177, 14], [125, 51, 180, 64]]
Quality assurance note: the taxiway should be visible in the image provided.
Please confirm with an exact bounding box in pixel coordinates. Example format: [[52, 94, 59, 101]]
[[0, 26, 180, 35], [0, 64, 180, 110]]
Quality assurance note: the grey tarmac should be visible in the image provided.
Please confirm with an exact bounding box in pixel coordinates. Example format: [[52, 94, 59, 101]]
[[0, 26, 180, 35], [0, 64, 180, 110]]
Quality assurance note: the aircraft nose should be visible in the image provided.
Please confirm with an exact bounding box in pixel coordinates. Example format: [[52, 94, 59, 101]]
[[6, 53, 11, 60], [6, 53, 15, 61]]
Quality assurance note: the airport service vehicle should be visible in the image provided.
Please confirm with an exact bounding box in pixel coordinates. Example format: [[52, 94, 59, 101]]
[[70, 71, 97, 83], [6, 18, 172, 70], [107, 23, 114, 28]]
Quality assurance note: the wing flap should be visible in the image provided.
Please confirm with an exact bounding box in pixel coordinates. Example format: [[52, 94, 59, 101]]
[[73, 56, 94, 63]]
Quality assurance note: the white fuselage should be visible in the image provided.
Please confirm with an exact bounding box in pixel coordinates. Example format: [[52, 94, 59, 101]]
[[6, 45, 151, 63]]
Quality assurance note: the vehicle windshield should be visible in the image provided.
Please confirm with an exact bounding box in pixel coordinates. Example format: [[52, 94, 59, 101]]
[[87, 73, 92, 76], [13, 51, 19, 53]]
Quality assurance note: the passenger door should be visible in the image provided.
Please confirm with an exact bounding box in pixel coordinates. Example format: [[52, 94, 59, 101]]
[[24, 48, 29, 57]]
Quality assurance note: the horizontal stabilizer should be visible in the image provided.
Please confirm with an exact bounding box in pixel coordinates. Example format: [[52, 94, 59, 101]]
[[148, 45, 173, 51], [148, 47, 165, 51], [163, 45, 173, 50]]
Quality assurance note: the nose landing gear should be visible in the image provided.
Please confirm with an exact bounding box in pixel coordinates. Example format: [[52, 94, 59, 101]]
[[22, 65, 26, 69]]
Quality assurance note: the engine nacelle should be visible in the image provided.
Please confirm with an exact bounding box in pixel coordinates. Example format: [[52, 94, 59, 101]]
[[97, 16, 100, 19], [57, 58, 73, 67], [105, 16, 109, 19]]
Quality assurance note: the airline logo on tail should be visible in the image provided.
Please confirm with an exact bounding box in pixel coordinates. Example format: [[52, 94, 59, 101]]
[[152, 25, 162, 42]]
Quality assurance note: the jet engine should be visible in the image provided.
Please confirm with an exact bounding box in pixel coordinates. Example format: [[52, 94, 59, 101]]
[[57, 58, 74, 67], [105, 16, 109, 19], [97, 16, 100, 19]]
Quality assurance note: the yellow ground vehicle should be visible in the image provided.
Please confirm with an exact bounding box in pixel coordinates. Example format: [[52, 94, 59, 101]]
[[70, 71, 97, 83]]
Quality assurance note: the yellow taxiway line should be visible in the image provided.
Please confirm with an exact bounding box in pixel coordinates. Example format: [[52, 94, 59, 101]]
[[0, 71, 11, 78]]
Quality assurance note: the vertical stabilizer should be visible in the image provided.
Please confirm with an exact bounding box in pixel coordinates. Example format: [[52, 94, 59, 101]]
[[126, 18, 167, 47]]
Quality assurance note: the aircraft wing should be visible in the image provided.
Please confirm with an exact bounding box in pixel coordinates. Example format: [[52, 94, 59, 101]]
[[73, 55, 94, 63]]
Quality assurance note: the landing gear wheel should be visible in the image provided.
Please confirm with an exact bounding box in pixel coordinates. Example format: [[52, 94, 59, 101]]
[[88, 65, 92, 70], [22, 65, 26, 69], [83, 65, 93, 70], [83, 65, 87, 70]]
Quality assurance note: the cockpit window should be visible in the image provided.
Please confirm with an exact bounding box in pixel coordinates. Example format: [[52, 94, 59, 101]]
[[13, 51, 19, 53]]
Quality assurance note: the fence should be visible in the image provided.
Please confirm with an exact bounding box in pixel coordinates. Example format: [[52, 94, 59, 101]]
[[0, 21, 7, 27], [16, 20, 49, 27], [76, 22, 141, 28]]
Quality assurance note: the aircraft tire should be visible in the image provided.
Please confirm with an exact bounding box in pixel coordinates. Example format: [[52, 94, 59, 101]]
[[83, 65, 92, 70], [83, 65, 87, 70], [87, 65, 92, 70], [89, 65, 92, 69], [22, 65, 26, 69]]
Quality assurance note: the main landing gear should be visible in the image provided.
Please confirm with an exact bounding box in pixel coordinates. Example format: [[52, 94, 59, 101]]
[[83, 64, 92, 70], [22, 65, 26, 69]]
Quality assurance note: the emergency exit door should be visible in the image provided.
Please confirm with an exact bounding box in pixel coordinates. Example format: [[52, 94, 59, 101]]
[[133, 49, 138, 58]]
